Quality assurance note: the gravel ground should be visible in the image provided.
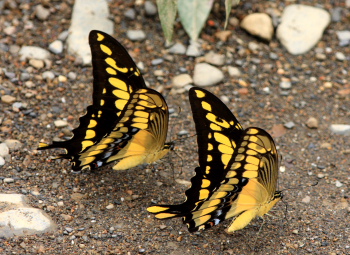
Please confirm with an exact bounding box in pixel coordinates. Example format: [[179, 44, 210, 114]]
[[1, 0, 350, 254]]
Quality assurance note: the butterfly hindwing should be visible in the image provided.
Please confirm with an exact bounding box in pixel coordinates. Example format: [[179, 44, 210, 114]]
[[39, 30, 171, 171], [148, 87, 281, 233]]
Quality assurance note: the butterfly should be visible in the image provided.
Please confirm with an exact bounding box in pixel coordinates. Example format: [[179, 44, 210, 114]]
[[38, 30, 173, 171], [148, 87, 282, 233]]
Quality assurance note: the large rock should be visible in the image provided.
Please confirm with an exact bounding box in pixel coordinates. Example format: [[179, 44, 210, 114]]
[[0, 194, 57, 238], [67, 0, 114, 65], [276, 5, 330, 55]]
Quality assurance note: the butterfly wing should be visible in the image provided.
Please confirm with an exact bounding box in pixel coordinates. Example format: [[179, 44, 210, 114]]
[[148, 87, 244, 216], [39, 30, 170, 171]]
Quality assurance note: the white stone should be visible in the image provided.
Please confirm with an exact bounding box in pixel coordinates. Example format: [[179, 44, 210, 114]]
[[54, 120, 68, 128], [5, 139, 23, 151], [204, 51, 225, 66], [0, 194, 28, 207], [126, 30, 146, 41], [276, 5, 331, 55], [193, 63, 224, 87], [336, 30, 350, 42], [0, 208, 56, 238], [172, 74, 193, 88], [0, 143, 9, 157], [3, 178, 14, 183], [0, 157, 4, 166], [335, 52, 346, 61], [168, 43, 186, 54], [330, 124, 350, 135], [67, 0, 114, 65], [42, 71, 55, 80], [227, 66, 241, 77], [186, 41, 201, 57], [240, 13, 274, 41], [49, 40, 63, 54], [35, 4, 50, 21], [0, 194, 57, 238], [19, 46, 51, 60]]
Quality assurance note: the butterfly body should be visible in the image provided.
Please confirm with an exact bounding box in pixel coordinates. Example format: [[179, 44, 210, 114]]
[[148, 87, 281, 233], [39, 30, 172, 171]]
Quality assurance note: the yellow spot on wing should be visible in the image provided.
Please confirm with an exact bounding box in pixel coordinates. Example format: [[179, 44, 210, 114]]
[[96, 33, 104, 41], [207, 155, 212, 162], [246, 156, 259, 165], [218, 144, 233, 154], [247, 128, 259, 134], [81, 141, 94, 151], [207, 143, 213, 151], [87, 120, 97, 128], [199, 189, 210, 200], [131, 123, 148, 129], [226, 170, 237, 178], [80, 156, 95, 166], [134, 111, 149, 118], [85, 130, 96, 139], [244, 164, 259, 171], [133, 117, 148, 123], [210, 123, 222, 131], [100, 99, 105, 106], [100, 44, 112, 55], [194, 89, 206, 98], [109, 78, 128, 91], [201, 179, 211, 188], [106, 67, 117, 75], [113, 89, 130, 100], [201, 101, 212, 111], [242, 170, 258, 178], [214, 132, 231, 147]]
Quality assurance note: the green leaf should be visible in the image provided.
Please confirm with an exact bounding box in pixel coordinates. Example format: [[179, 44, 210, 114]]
[[178, 0, 214, 42], [224, 0, 240, 30], [157, 0, 178, 44]]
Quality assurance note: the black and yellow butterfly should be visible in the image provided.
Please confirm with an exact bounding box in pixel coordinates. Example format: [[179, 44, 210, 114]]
[[148, 87, 281, 233], [38, 30, 173, 171]]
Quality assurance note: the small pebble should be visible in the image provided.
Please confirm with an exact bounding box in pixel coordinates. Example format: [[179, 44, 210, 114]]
[[335, 52, 346, 61], [168, 43, 186, 55], [284, 121, 295, 129], [186, 42, 201, 57], [151, 58, 164, 65], [1, 95, 16, 104], [0, 143, 10, 157], [126, 30, 146, 41], [330, 124, 350, 135], [58, 75, 67, 83], [227, 66, 241, 77], [54, 120, 68, 128], [177, 130, 189, 136], [302, 196, 311, 203], [306, 117, 318, 129], [4, 26, 16, 35], [68, 72, 77, 80], [317, 173, 325, 179], [159, 224, 167, 230], [106, 204, 114, 210], [49, 40, 63, 54], [172, 74, 192, 88], [125, 8, 136, 20], [42, 71, 55, 80], [280, 80, 292, 89], [335, 180, 343, 187], [144, 1, 157, 16], [35, 4, 50, 21], [3, 178, 15, 183], [29, 59, 44, 69], [193, 63, 224, 87]]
